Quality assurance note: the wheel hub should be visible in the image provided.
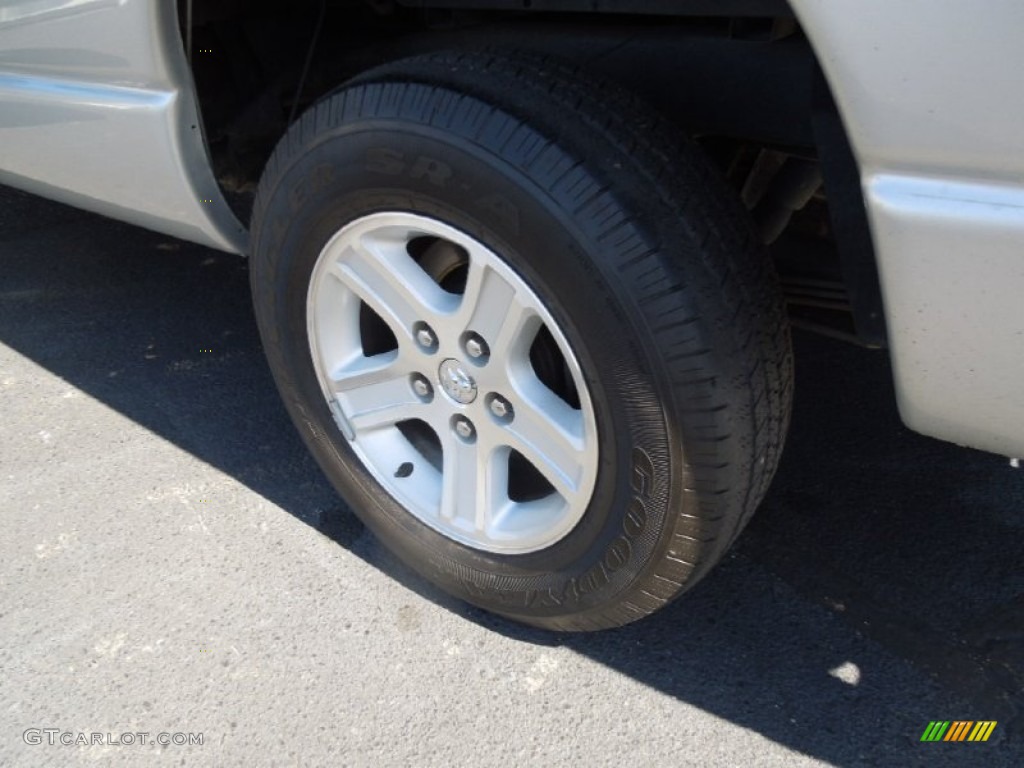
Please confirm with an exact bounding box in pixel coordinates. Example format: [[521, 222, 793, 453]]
[[438, 358, 477, 405]]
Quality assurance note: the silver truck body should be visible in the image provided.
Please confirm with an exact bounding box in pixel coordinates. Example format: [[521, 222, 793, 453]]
[[0, 0, 243, 252], [1, 0, 1022, 456]]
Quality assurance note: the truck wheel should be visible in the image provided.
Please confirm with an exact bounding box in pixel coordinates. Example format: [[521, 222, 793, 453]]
[[249, 52, 792, 631]]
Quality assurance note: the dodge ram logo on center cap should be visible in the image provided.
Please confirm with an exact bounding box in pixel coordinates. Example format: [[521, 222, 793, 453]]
[[439, 358, 477, 404]]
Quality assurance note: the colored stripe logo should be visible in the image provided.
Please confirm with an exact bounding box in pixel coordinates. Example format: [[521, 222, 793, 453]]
[[920, 721, 997, 742]]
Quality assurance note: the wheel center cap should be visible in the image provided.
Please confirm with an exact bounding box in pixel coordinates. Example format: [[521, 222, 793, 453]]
[[438, 358, 477, 404]]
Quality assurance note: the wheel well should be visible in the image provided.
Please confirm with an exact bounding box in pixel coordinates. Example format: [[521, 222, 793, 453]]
[[179, 0, 885, 346]]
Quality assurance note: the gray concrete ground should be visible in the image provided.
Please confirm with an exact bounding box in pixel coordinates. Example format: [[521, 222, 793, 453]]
[[1, 185, 1021, 767]]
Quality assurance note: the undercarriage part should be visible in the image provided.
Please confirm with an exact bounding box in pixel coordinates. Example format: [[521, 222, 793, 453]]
[[771, 233, 870, 347], [741, 150, 822, 244]]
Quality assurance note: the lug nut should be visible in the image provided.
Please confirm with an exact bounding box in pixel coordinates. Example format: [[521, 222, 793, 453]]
[[415, 327, 436, 350], [411, 375, 432, 399], [454, 417, 475, 441], [489, 395, 513, 422], [464, 334, 489, 360]]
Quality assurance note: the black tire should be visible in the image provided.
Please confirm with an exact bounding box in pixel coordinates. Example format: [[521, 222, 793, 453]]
[[250, 51, 793, 631]]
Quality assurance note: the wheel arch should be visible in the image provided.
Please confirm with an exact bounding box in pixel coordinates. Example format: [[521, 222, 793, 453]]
[[180, 0, 885, 345]]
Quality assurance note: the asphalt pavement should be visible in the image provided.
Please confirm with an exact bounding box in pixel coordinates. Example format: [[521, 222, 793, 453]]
[[1, 184, 1022, 767]]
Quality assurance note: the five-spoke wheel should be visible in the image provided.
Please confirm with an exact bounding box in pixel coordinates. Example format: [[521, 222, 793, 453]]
[[307, 212, 598, 553]]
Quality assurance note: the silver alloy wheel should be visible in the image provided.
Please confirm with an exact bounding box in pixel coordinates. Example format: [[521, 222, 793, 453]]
[[306, 212, 599, 554]]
